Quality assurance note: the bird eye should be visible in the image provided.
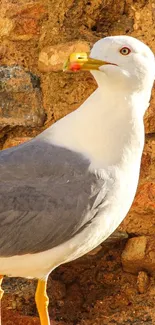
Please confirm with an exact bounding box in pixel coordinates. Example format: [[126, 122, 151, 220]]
[[120, 47, 131, 55]]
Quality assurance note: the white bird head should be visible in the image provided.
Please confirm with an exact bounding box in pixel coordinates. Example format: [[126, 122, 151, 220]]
[[64, 35, 155, 94], [90, 36, 155, 91]]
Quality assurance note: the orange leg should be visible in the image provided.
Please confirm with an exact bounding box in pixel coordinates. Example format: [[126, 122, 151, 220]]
[[35, 278, 50, 325]]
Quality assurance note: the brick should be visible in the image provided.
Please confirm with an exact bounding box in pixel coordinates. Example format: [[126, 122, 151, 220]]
[[0, 66, 45, 127], [38, 41, 90, 72], [122, 236, 155, 276], [122, 236, 147, 263]]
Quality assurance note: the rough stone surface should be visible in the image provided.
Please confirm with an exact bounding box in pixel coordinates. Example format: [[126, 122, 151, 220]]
[[3, 136, 32, 149], [0, 66, 45, 127], [122, 236, 155, 276], [2, 242, 155, 324], [145, 87, 155, 134], [0, 17, 14, 38], [0, 0, 155, 324], [137, 271, 150, 294], [132, 182, 155, 215]]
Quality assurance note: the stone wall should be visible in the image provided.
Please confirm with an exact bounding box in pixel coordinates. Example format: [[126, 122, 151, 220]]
[[0, 0, 155, 324]]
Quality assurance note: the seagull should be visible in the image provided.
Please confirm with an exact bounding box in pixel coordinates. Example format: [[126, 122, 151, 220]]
[[0, 35, 154, 325]]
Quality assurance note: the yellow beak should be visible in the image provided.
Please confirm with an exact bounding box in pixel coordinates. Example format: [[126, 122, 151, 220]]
[[63, 52, 116, 72]]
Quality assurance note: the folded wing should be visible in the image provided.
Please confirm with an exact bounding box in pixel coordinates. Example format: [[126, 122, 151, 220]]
[[0, 140, 111, 256]]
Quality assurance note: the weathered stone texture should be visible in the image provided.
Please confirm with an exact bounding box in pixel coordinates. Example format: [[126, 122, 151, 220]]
[[0, 66, 45, 127], [145, 87, 155, 134], [122, 236, 155, 276], [137, 271, 150, 294], [3, 136, 32, 149]]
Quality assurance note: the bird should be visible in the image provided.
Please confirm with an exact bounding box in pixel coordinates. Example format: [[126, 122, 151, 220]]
[[0, 35, 154, 325]]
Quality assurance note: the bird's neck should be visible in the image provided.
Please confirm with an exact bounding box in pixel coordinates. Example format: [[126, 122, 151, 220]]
[[44, 86, 146, 169]]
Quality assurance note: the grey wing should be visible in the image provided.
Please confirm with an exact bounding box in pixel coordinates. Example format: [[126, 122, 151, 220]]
[[0, 140, 111, 257]]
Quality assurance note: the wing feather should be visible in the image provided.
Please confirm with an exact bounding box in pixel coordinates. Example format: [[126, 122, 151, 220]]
[[0, 140, 111, 256]]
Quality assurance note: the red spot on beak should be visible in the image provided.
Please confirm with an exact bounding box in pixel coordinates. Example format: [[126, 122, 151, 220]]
[[70, 63, 81, 71]]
